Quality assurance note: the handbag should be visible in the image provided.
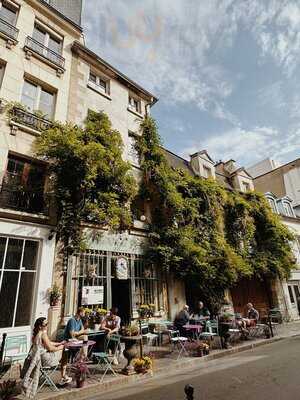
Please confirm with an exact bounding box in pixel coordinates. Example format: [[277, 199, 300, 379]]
[[20, 345, 33, 379]]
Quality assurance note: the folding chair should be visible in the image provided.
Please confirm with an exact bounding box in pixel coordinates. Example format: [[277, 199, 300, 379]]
[[200, 320, 222, 349], [92, 334, 120, 382], [3, 335, 28, 377], [37, 364, 59, 393], [141, 324, 159, 350], [169, 330, 189, 359]]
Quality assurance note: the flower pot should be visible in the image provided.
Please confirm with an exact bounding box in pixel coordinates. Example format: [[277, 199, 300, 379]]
[[76, 379, 85, 388]]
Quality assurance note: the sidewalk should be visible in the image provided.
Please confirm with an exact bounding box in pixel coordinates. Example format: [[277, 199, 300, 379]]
[[26, 320, 300, 400]]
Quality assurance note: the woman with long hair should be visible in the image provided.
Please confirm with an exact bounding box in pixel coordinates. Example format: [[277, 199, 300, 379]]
[[32, 317, 71, 385]]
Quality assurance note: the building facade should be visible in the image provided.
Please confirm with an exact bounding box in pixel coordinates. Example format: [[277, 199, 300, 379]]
[[0, 0, 83, 344]]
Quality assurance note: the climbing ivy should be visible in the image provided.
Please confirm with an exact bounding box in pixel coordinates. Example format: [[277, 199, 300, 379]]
[[35, 110, 137, 252], [136, 116, 296, 308]]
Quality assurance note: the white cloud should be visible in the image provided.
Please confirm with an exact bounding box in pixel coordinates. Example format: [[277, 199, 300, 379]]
[[181, 124, 300, 166]]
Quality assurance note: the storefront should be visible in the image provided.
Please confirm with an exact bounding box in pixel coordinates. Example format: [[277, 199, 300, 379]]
[[0, 218, 56, 346], [63, 229, 167, 325]]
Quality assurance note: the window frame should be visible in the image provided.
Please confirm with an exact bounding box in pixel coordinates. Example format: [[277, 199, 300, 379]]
[[0, 0, 19, 26], [266, 196, 278, 213], [88, 70, 110, 96], [282, 200, 294, 217], [0, 236, 40, 329], [32, 22, 63, 55], [242, 181, 250, 192], [21, 79, 56, 119], [127, 131, 140, 166], [203, 165, 212, 178], [128, 94, 141, 114]]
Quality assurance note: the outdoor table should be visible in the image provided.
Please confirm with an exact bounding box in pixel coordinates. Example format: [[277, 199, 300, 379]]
[[183, 324, 203, 340], [148, 320, 173, 345], [121, 335, 142, 375], [87, 330, 106, 352], [65, 340, 96, 361]]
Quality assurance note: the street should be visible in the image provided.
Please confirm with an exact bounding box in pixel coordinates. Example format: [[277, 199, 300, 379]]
[[87, 337, 300, 400]]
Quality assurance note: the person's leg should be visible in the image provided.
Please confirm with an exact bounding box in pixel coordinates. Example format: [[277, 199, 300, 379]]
[[60, 349, 69, 379]]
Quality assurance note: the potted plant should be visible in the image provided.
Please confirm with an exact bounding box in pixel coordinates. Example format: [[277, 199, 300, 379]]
[[121, 324, 139, 337], [49, 283, 61, 307], [133, 356, 152, 374], [0, 380, 21, 400], [71, 359, 90, 388]]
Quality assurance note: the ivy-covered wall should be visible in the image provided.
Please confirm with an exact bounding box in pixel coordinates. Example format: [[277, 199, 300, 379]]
[[135, 116, 296, 309]]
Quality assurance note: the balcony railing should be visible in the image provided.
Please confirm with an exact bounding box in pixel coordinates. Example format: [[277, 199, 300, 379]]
[[0, 17, 18, 41], [25, 36, 65, 69], [10, 107, 52, 131], [0, 185, 52, 216]]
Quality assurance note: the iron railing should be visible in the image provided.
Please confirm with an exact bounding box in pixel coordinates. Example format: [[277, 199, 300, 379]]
[[0, 17, 18, 41], [10, 107, 52, 131], [25, 36, 65, 68], [0, 185, 52, 215]]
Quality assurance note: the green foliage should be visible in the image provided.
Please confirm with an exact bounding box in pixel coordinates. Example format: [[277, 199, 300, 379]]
[[136, 117, 296, 306], [35, 110, 137, 252]]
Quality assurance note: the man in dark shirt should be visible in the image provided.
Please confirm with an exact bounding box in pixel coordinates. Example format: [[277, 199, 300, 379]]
[[192, 301, 210, 321], [174, 305, 190, 336], [246, 303, 259, 322]]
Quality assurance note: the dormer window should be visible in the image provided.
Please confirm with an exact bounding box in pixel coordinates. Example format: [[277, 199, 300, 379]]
[[128, 95, 141, 114], [242, 181, 250, 192], [282, 201, 294, 217], [203, 165, 212, 178], [267, 197, 277, 213]]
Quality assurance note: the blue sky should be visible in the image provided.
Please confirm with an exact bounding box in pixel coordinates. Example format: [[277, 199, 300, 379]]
[[82, 0, 300, 167]]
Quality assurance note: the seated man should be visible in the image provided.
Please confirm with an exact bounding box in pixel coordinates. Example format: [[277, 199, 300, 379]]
[[64, 307, 87, 340], [237, 303, 259, 338], [64, 307, 88, 357], [101, 307, 121, 364], [174, 305, 190, 336], [191, 301, 210, 329]]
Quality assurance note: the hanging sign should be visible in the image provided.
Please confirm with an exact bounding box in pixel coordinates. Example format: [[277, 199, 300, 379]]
[[116, 256, 128, 280], [82, 286, 104, 305]]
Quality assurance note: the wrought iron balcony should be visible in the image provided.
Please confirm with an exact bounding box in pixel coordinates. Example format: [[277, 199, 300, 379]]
[[24, 36, 65, 69], [0, 185, 52, 216], [0, 17, 18, 41], [10, 107, 52, 132]]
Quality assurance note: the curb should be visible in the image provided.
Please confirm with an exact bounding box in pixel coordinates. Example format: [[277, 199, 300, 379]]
[[39, 336, 283, 400]]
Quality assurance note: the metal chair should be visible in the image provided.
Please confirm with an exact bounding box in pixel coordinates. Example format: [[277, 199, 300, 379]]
[[37, 364, 60, 393], [200, 320, 222, 348], [92, 334, 121, 382], [169, 330, 189, 359], [141, 324, 159, 350], [3, 335, 28, 376]]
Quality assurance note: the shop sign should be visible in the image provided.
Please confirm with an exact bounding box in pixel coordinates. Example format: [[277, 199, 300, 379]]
[[116, 256, 128, 280], [82, 285, 104, 305]]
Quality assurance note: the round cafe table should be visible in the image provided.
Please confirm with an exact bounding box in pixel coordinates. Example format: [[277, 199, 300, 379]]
[[183, 324, 203, 340], [64, 340, 96, 361]]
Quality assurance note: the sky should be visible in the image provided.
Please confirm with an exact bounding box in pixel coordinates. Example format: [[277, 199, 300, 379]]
[[82, 0, 300, 168]]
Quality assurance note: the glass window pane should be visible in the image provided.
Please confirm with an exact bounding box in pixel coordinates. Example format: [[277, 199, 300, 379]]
[[39, 89, 54, 118], [89, 72, 96, 83], [0, 4, 17, 25], [288, 286, 295, 303], [0, 271, 18, 328], [22, 241, 38, 271], [0, 236, 7, 268], [4, 238, 23, 269], [33, 25, 46, 45], [21, 81, 37, 112], [48, 35, 61, 54], [15, 272, 35, 326]]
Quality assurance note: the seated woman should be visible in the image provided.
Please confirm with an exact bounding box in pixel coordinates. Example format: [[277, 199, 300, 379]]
[[32, 317, 71, 385]]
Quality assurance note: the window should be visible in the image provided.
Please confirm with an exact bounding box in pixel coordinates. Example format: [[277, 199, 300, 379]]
[[132, 258, 160, 309], [288, 285, 295, 304], [21, 80, 55, 119], [0, 236, 39, 328], [4, 154, 45, 191], [128, 132, 139, 165], [203, 165, 212, 178], [282, 201, 294, 217], [242, 181, 250, 192], [267, 197, 277, 213], [128, 95, 141, 114], [0, 1, 18, 25], [88, 71, 109, 95], [32, 23, 62, 55]]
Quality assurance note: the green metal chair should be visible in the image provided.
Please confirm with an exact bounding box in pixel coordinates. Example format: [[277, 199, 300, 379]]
[[3, 335, 28, 376], [92, 334, 121, 382]]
